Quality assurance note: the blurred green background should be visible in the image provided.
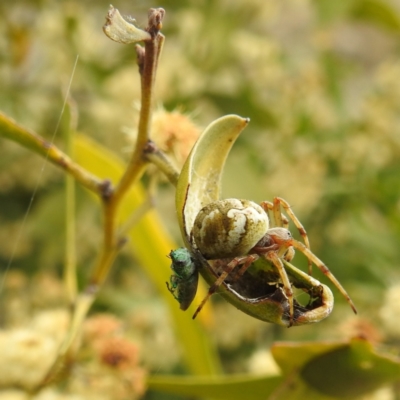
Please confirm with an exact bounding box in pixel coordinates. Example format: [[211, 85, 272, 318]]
[[1, 0, 400, 399]]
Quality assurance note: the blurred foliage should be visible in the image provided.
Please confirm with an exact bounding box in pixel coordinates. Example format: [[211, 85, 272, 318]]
[[1, 0, 400, 399]]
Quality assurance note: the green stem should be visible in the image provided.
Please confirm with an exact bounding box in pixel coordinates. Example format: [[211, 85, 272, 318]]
[[64, 117, 77, 303], [144, 140, 180, 185], [0, 112, 104, 195], [38, 7, 167, 388]]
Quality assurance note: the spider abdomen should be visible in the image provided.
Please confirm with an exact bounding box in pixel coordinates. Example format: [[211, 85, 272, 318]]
[[192, 199, 269, 259]]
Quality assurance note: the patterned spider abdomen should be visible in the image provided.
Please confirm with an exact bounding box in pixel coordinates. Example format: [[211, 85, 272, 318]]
[[192, 199, 269, 259]]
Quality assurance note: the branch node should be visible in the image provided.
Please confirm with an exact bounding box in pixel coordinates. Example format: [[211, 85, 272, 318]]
[[135, 44, 145, 74], [143, 139, 158, 155], [100, 179, 114, 201], [146, 8, 165, 38], [85, 284, 99, 296], [117, 236, 129, 249]]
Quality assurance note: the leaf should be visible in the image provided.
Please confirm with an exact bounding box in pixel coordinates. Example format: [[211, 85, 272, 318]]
[[147, 374, 283, 400], [103, 6, 152, 44], [301, 339, 400, 397], [272, 338, 400, 398], [148, 339, 400, 399], [73, 133, 221, 375], [311, 0, 400, 32], [350, 0, 400, 33]]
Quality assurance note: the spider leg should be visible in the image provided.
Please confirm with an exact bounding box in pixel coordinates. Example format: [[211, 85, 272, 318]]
[[261, 201, 294, 262], [283, 246, 295, 262], [289, 238, 357, 314], [192, 254, 259, 319], [273, 197, 312, 275], [265, 251, 294, 326], [260, 201, 278, 227]]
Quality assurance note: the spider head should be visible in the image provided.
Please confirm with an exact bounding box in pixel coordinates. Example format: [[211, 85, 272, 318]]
[[266, 227, 293, 246], [252, 228, 295, 261]]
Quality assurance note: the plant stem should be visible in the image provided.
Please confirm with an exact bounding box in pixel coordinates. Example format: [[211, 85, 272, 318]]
[[64, 98, 78, 303], [0, 112, 105, 195], [41, 9, 168, 386], [144, 140, 180, 185], [112, 35, 164, 206], [90, 12, 165, 287]]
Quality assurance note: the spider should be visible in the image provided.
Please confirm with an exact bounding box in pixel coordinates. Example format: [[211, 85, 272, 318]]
[[190, 197, 357, 325]]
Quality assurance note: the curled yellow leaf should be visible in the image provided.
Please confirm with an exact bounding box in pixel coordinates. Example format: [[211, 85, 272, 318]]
[[176, 114, 249, 247], [103, 6, 151, 44]]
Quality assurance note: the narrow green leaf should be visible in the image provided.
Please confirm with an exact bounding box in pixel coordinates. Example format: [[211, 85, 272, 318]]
[[350, 0, 400, 33], [148, 374, 282, 400], [73, 133, 221, 375]]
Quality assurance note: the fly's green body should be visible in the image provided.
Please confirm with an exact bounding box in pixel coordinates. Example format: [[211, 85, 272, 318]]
[[167, 248, 199, 310]]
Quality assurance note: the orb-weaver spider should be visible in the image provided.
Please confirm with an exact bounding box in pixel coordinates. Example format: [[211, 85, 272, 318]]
[[191, 197, 357, 325]]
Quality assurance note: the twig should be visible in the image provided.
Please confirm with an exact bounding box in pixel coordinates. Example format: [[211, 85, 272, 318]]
[[0, 112, 105, 195], [143, 140, 180, 185], [91, 8, 166, 287]]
